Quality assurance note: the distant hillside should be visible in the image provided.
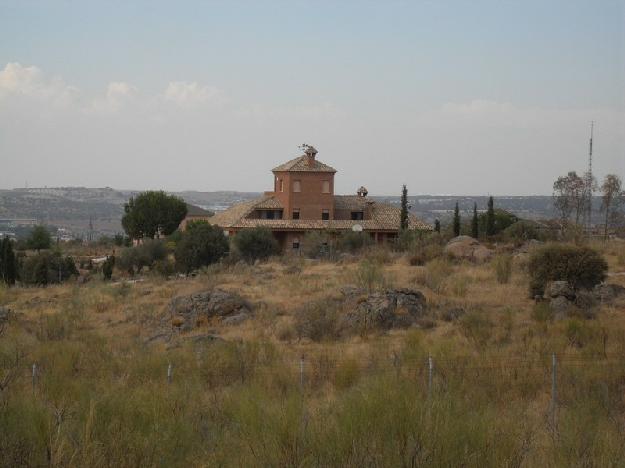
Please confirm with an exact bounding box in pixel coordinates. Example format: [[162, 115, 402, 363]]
[[3, 186, 605, 238]]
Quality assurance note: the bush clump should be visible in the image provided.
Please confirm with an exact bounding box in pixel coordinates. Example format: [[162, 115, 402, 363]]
[[337, 231, 372, 253], [19, 251, 78, 285], [232, 227, 280, 263], [528, 244, 608, 297], [174, 221, 229, 274], [117, 239, 168, 275], [354, 258, 387, 292], [294, 299, 340, 342], [492, 254, 513, 284]]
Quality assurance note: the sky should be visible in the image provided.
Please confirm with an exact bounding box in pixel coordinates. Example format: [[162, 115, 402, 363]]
[[0, 0, 624, 196]]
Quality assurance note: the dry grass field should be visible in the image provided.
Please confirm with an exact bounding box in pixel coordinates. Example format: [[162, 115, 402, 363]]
[[1, 240, 625, 467]]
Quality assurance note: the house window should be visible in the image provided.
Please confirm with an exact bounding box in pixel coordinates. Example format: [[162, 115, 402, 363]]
[[322, 180, 330, 193], [292, 237, 300, 249], [351, 211, 364, 220], [266, 210, 275, 220], [293, 180, 301, 192], [280, 179, 284, 192], [292, 209, 300, 220], [322, 209, 330, 220]]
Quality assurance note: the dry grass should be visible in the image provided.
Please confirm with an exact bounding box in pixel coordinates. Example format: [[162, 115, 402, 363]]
[[2, 241, 625, 466]]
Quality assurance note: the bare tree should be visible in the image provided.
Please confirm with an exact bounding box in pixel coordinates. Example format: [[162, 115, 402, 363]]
[[600, 174, 623, 239], [553, 171, 586, 223]]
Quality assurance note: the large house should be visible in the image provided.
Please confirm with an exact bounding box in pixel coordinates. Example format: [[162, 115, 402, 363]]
[[181, 145, 431, 251]]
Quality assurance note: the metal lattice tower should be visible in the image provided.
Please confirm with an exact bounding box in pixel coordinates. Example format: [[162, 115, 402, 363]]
[[585, 122, 594, 231]]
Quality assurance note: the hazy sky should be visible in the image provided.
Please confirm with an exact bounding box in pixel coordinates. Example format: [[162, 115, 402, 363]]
[[1, 0, 624, 195]]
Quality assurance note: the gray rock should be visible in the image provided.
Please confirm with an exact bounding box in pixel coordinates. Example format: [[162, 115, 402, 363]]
[[342, 288, 427, 331], [444, 236, 493, 263], [222, 312, 250, 326], [549, 296, 575, 320], [0, 306, 10, 323], [546, 281, 575, 300], [340, 284, 365, 298], [574, 290, 598, 319], [168, 289, 252, 331], [593, 283, 625, 302]]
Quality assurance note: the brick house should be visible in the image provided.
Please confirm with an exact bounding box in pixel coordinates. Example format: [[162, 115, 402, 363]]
[[181, 145, 431, 251]]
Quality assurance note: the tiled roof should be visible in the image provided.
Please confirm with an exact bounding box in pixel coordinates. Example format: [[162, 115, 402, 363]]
[[334, 195, 369, 211], [255, 197, 283, 209], [185, 203, 213, 217], [205, 195, 431, 232], [272, 154, 337, 173]]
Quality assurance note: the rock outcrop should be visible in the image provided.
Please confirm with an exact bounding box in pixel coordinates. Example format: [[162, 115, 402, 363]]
[[444, 236, 493, 263], [543, 281, 624, 319], [168, 289, 252, 331], [341, 288, 428, 331]]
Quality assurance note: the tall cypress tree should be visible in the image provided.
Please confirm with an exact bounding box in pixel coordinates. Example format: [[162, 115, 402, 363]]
[[434, 219, 441, 233], [453, 201, 461, 237], [400, 184, 409, 231], [0, 238, 17, 286], [486, 196, 495, 236], [471, 203, 479, 238]]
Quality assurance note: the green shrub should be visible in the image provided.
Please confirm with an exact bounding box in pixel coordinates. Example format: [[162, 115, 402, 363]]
[[303, 231, 333, 259], [174, 221, 229, 274], [528, 244, 608, 297], [232, 227, 280, 263], [117, 239, 168, 275], [337, 231, 372, 253], [19, 251, 78, 285], [503, 220, 552, 242], [492, 254, 513, 284]]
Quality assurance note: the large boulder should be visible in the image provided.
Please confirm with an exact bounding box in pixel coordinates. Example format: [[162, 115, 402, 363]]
[[168, 289, 252, 331], [342, 288, 428, 331], [444, 236, 493, 263], [593, 283, 625, 303]]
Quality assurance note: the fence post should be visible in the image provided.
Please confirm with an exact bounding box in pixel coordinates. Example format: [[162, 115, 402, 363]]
[[299, 354, 305, 392], [167, 362, 173, 384], [550, 353, 557, 430], [428, 355, 433, 399], [32, 363, 37, 392]]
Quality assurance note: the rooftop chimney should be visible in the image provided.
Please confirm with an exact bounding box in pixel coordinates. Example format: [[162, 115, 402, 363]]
[[301, 144, 317, 166]]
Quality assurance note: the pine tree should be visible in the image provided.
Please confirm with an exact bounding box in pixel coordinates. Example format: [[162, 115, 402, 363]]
[[434, 219, 441, 233], [471, 202, 479, 238], [453, 201, 461, 237], [400, 185, 409, 231], [486, 196, 495, 236]]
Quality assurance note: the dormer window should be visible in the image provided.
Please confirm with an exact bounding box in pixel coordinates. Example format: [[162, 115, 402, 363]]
[[351, 211, 364, 220], [322, 209, 330, 220], [293, 180, 301, 192], [292, 208, 300, 220], [322, 181, 330, 193]]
